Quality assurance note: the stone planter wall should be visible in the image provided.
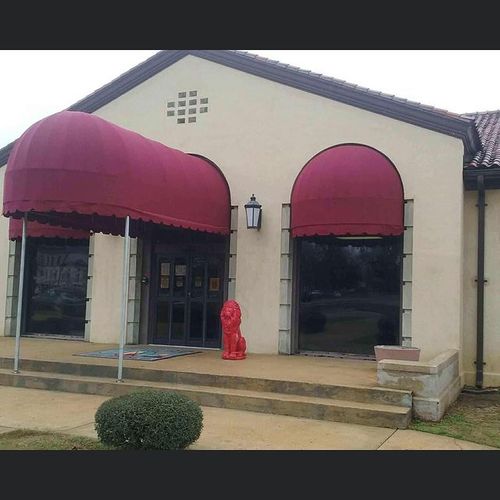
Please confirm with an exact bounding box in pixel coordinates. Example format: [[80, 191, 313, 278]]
[[377, 349, 461, 421]]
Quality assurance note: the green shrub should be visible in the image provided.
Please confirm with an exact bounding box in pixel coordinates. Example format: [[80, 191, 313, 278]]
[[94, 390, 203, 450]]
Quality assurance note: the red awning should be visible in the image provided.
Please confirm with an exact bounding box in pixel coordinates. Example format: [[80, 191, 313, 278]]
[[3, 111, 230, 236], [9, 219, 89, 240], [291, 144, 404, 237]]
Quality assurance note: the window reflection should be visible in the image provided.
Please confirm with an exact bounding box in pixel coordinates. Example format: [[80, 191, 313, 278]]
[[298, 236, 402, 356], [25, 239, 89, 337]]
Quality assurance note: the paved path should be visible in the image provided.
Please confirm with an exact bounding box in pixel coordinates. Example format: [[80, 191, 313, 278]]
[[0, 386, 495, 450]]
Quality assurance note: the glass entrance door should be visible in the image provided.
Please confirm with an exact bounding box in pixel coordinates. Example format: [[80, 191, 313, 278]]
[[297, 235, 402, 356], [152, 253, 224, 347]]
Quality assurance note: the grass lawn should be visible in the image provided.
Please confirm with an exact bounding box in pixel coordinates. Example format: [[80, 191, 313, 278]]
[[0, 429, 114, 450], [410, 392, 500, 449]]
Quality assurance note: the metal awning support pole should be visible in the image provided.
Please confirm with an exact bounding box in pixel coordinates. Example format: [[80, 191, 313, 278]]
[[117, 216, 130, 382], [13, 214, 27, 374]]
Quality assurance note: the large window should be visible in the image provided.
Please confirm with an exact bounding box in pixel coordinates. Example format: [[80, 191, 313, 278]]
[[23, 239, 89, 337], [298, 236, 402, 356]]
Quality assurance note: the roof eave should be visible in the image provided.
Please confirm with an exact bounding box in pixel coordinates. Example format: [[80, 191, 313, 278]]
[[66, 50, 189, 114], [0, 140, 15, 167], [0, 49, 482, 166], [463, 167, 500, 190], [191, 50, 482, 159]]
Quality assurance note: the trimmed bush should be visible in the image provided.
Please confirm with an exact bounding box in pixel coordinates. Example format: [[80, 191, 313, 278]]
[[95, 390, 203, 450]]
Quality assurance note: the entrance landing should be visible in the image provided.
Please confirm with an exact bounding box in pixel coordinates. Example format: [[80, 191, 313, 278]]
[[0, 337, 377, 387], [0, 337, 412, 428]]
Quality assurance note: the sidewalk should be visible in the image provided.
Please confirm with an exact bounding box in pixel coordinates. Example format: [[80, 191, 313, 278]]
[[0, 386, 495, 450]]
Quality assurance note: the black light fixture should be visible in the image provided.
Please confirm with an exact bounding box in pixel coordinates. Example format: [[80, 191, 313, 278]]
[[244, 194, 262, 229]]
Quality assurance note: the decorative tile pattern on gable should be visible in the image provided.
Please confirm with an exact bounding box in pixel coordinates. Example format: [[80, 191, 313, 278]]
[[166, 91, 208, 124]]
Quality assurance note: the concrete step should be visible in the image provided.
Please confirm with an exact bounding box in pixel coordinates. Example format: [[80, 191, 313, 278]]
[[0, 357, 412, 408], [0, 368, 412, 429]]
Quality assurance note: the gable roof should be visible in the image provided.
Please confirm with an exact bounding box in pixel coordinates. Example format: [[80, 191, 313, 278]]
[[462, 110, 500, 169], [0, 49, 482, 167]]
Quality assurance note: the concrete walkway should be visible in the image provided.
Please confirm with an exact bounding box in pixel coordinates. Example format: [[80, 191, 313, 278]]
[[0, 386, 495, 450]]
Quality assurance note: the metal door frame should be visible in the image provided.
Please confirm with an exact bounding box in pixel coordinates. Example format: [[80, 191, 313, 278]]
[[148, 248, 225, 348]]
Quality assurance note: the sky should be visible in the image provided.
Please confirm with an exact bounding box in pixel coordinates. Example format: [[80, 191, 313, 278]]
[[1, 49, 500, 148]]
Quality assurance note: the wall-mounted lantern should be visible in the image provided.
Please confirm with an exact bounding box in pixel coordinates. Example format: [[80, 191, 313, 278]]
[[244, 194, 262, 229]]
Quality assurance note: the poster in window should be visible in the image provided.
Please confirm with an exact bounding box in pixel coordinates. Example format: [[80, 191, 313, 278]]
[[160, 276, 170, 289], [175, 264, 187, 276], [209, 277, 220, 292], [160, 262, 170, 276]]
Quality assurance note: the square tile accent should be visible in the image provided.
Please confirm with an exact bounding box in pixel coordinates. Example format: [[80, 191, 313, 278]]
[[166, 91, 209, 123]]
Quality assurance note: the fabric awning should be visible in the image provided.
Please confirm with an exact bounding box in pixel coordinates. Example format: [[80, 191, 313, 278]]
[[3, 111, 230, 236], [291, 144, 404, 237], [9, 219, 89, 240]]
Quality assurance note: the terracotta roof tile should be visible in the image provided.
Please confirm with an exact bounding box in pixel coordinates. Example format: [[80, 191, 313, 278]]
[[463, 111, 500, 168]]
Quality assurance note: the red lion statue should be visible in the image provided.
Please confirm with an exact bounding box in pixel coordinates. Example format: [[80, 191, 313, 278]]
[[220, 300, 247, 360]]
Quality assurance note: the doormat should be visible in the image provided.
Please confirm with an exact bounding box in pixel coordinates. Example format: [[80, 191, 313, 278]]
[[74, 346, 201, 361]]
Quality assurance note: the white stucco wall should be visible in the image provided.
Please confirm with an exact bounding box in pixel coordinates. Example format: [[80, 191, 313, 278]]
[[88, 233, 124, 344], [463, 189, 500, 387], [0, 165, 9, 336], [80, 54, 465, 356]]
